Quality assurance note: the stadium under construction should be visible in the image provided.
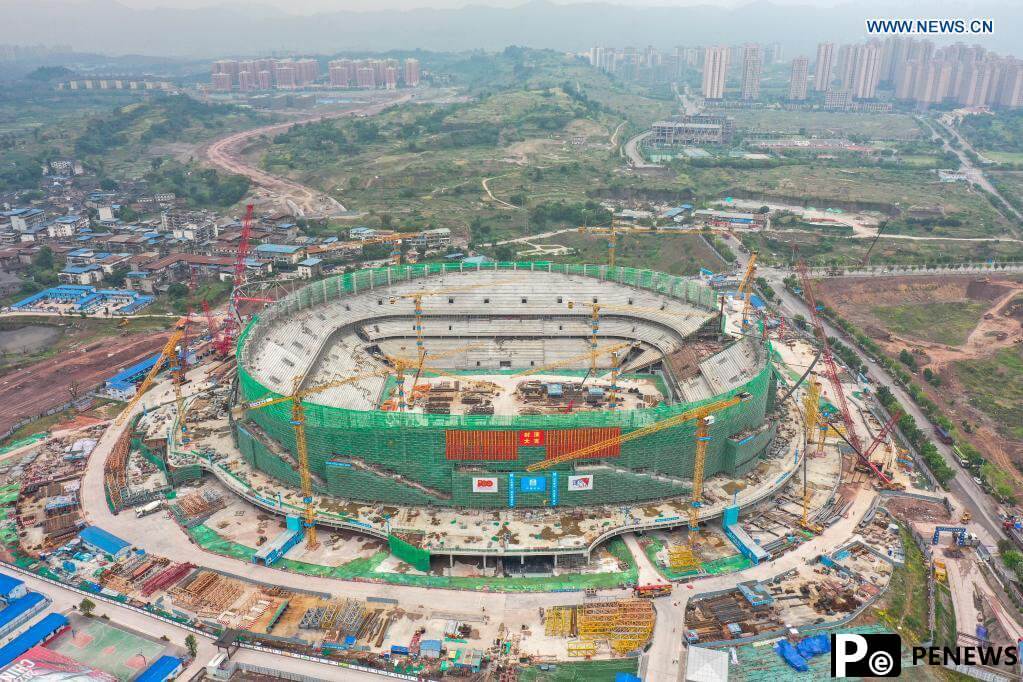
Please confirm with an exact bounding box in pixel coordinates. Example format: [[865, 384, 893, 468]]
[[231, 263, 780, 517]]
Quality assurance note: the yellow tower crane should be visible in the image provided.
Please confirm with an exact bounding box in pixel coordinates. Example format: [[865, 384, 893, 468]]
[[800, 381, 824, 532], [526, 391, 752, 472], [114, 328, 186, 426], [245, 370, 386, 549], [736, 251, 758, 328], [389, 280, 516, 364], [380, 340, 491, 410], [565, 300, 705, 375]]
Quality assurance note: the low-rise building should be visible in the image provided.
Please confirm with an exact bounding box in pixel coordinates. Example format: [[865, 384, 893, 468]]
[[693, 209, 768, 229], [254, 243, 306, 265], [297, 257, 323, 279], [6, 209, 47, 233], [58, 264, 104, 285], [650, 114, 735, 146], [405, 228, 451, 251]]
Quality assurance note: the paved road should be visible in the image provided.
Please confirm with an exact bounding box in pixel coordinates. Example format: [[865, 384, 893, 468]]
[[623, 131, 661, 169], [921, 116, 1023, 228]]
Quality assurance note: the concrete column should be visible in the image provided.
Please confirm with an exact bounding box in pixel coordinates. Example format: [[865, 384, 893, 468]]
[[520, 555, 524, 565], [553, 554, 558, 568], [450, 554, 454, 569], [482, 555, 487, 570]]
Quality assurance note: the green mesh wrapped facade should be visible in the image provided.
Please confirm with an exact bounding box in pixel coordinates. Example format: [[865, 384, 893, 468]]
[[235, 262, 777, 509]]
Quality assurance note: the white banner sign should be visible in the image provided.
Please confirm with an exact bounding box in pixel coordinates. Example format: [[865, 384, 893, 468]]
[[472, 477, 499, 493], [568, 475, 594, 491]]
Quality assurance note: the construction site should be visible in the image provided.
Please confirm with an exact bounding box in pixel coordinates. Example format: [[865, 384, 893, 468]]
[[0, 200, 980, 679]]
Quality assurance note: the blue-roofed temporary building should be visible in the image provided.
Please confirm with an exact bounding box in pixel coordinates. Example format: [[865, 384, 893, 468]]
[[255, 244, 303, 254], [0, 592, 49, 639], [104, 355, 164, 400], [135, 655, 184, 682], [0, 572, 27, 601], [462, 255, 495, 266], [0, 613, 69, 668], [79, 526, 131, 559]]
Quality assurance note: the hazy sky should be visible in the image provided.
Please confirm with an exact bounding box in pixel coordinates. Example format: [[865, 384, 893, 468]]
[[110, 0, 860, 13]]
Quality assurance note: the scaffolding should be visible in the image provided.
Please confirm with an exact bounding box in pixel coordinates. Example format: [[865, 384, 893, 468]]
[[576, 599, 655, 656], [567, 640, 598, 657], [545, 606, 576, 637], [668, 545, 700, 571]]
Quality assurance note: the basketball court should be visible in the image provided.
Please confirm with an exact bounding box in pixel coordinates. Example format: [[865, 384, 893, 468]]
[[46, 614, 168, 681]]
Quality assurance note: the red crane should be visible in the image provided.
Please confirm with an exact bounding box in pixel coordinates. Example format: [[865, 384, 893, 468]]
[[202, 299, 218, 338], [213, 204, 255, 355], [862, 410, 902, 463], [795, 260, 892, 484]]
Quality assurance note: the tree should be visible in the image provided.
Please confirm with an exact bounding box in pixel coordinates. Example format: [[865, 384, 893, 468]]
[[79, 598, 96, 616], [32, 246, 54, 271], [185, 634, 198, 658], [167, 283, 189, 299]]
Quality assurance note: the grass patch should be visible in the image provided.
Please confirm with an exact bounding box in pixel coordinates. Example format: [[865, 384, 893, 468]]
[[953, 346, 1023, 440], [934, 582, 957, 647], [521, 230, 727, 276], [983, 151, 1023, 165], [874, 525, 929, 643], [727, 110, 922, 140], [871, 301, 988, 346], [517, 659, 639, 682]]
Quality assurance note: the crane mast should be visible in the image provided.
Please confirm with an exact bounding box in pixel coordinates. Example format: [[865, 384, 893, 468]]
[[795, 261, 892, 484]]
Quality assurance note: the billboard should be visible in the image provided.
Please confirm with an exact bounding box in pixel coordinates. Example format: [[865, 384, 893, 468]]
[[472, 477, 499, 493], [0, 646, 117, 681], [568, 475, 594, 491], [519, 475, 546, 493], [518, 430, 545, 446]]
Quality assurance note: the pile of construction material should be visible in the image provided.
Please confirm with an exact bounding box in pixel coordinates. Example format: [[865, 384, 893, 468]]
[[170, 488, 225, 528], [171, 570, 244, 618], [101, 554, 172, 595], [685, 589, 784, 643]]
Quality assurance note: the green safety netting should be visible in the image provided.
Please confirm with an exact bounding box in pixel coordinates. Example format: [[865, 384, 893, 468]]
[[236, 262, 778, 508]]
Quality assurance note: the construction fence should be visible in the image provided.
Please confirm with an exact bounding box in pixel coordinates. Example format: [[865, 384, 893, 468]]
[[236, 262, 777, 509]]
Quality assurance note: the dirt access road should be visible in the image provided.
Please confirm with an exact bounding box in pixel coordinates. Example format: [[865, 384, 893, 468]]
[[203, 93, 412, 219]]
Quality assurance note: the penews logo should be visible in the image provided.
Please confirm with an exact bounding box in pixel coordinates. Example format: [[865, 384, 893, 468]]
[[831, 633, 901, 677]]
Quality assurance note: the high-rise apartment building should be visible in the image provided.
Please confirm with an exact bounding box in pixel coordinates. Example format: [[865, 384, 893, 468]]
[[329, 61, 351, 87], [740, 44, 762, 100], [274, 65, 296, 89], [849, 42, 881, 99], [788, 56, 809, 100], [356, 67, 376, 89], [701, 46, 728, 100], [211, 72, 232, 91], [404, 58, 421, 87], [814, 42, 835, 92]]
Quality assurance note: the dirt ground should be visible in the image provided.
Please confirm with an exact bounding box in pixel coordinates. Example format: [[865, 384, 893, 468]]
[[819, 274, 1023, 488], [0, 330, 171, 435]]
